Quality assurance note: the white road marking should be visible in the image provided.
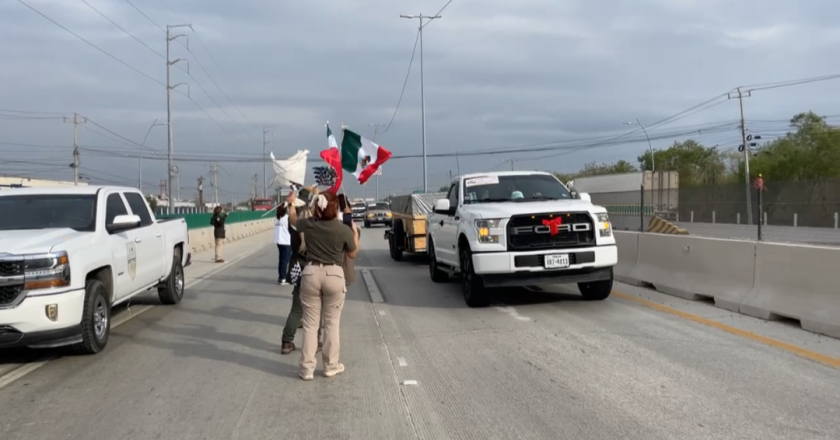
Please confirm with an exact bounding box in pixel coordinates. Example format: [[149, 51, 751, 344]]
[[397, 357, 408, 367], [378, 310, 386, 316], [0, 361, 51, 390], [400, 379, 418, 386], [495, 305, 531, 322]]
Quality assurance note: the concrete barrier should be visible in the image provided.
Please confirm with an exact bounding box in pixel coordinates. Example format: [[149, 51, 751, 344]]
[[626, 234, 756, 312], [740, 242, 840, 338], [187, 219, 274, 254], [614, 231, 640, 284]]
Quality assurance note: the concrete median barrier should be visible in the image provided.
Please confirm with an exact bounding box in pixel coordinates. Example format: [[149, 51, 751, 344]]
[[627, 234, 756, 312], [740, 242, 840, 338], [187, 219, 274, 254], [614, 231, 640, 284]]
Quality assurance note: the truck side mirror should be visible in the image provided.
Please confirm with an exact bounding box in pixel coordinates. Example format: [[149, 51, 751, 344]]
[[107, 214, 142, 233], [434, 199, 450, 214]]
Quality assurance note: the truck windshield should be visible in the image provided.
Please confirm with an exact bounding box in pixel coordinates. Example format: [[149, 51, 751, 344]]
[[352, 203, 366, 211], [368, 203, 390, 210], [462, 174, 572, 204], [0, 194, 97, 232]]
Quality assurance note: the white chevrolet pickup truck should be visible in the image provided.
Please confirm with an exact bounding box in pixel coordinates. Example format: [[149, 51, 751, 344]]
[[426, 171, 617, 307], [0, 186, 190, 354]]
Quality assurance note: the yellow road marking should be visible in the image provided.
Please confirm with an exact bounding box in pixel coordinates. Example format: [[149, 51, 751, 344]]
[[613, 290, 840, 370]]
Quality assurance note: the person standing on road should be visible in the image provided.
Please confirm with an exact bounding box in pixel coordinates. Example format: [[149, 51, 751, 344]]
[[275, 203, 292, 284], [337, 194, 358, 288], [210, 206, 227, 263], [280, 186, 323, 355], [290, 190, 358, 381]]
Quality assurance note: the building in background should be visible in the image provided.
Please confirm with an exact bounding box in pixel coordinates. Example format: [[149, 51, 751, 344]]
[[0, 176, 87, 189]]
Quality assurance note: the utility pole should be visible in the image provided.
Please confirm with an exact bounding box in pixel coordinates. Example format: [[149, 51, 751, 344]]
[[728, 87, 753, 224], [401, 13, 441, 193], [63, 113, 86, 185], [197, 176, 204, 211], [252, 174, 259, 200], [166, 23, 191, 214], [209, 163, 219, 206], [263, 127, 272, 198], [502, 158, 515, 171]]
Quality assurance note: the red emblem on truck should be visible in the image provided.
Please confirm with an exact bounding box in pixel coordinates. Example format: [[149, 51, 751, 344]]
[[541, 217, 563, 236]]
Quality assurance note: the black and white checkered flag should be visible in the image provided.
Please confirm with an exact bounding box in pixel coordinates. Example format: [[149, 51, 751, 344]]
[[313, 166, 337, 187]]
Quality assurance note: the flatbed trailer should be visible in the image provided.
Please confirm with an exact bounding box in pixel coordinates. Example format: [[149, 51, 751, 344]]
[[383, 192, 445, 261]]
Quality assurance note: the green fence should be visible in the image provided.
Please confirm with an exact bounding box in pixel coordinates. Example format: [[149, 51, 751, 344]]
[[156, 210, 275, 230], [604, 204, 654, 216]]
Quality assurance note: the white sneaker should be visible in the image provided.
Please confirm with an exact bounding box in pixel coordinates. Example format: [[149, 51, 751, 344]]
[[324, 363, 345, 378]]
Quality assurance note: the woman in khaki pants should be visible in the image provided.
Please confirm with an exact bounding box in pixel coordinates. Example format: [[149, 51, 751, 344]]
[[287, 190, 358, 380]]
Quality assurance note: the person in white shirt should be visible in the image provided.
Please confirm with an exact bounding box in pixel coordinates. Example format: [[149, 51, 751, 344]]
[[275, 203, 292, 284]]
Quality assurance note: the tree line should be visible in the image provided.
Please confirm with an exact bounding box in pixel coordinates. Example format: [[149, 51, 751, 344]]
[[553, 112, 840, 186]]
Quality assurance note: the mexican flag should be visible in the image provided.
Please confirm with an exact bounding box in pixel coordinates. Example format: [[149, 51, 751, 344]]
[[340, 129, 392, 184], [319, 122, 342, 193]]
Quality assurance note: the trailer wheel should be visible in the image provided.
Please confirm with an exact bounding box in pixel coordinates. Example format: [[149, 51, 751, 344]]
[[391, 220, 405, 261]]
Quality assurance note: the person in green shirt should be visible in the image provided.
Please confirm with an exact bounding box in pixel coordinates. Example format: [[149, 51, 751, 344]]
[[287, 190, 358, 381]]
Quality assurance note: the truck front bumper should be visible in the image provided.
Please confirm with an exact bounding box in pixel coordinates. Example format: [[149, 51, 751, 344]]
[[0, 288, 86, 349], [472, 245, 617, 288]]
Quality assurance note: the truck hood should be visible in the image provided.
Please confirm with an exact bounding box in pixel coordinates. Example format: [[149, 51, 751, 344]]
[[0, 229, 91, 254], [471, 199, 603, 218]]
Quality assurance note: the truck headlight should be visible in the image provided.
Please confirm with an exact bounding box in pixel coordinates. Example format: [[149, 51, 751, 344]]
[[596, 213, 612, 237], [367, 213, 374, 218], [474, 219, 503, 244], [24, 251, 71, 291], [386, 212, 392, 217]]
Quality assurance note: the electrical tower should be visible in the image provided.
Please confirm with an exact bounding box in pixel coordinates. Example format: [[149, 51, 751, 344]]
[[209, 164, 220, 206], [165, 23, 191, 213], [62, 113, 87, 185]]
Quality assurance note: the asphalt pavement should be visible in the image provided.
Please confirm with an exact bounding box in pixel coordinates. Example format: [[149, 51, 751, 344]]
[[1, 226, 840, 439]]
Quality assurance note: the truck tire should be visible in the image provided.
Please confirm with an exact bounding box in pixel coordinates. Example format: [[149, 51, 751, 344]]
[[158, 250, 185, 305], [427, 240, 448, 283], [71, 279, 111, 355], [578, 276, 613, 301], [391, 221, 404, 261], [460, 247, 489, 308], [364, 220, 371, 228]]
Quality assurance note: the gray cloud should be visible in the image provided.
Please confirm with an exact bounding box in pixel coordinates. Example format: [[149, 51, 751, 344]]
[[2, 0, 840, 198]]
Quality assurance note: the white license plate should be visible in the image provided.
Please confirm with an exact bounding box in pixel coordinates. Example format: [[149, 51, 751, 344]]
[[544, 254, 570, 269]]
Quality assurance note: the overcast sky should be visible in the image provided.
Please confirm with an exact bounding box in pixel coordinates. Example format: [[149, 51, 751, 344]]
[[2, 0, 840, 202]]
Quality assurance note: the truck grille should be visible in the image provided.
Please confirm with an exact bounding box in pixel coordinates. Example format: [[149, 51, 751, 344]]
[[0, 285, 24, 307], [0, 260, 24, 277], [507, 212, 595, 251]]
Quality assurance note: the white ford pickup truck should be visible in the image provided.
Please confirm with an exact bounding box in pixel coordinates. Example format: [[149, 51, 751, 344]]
[[426, 171, 617, 307], [0, 186, 190, 354]]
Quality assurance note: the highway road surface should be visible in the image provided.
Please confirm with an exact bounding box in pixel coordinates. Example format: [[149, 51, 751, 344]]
[[1, 227, 840, 440]]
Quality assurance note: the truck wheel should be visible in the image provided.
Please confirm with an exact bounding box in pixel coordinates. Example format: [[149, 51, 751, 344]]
[[578, 277, 613, 301], [364, 220, 371, 228], [158, 251, 185, 305], [392, 221, 405, 261], [460, 247, 489, 308], [71, 279, 111, 355], [428, 240, 448, 283]]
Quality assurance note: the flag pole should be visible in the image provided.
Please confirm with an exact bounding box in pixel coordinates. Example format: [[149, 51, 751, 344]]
[[340, 122, 349, 198]]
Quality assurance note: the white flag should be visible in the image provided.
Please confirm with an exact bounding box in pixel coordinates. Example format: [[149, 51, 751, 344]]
[[270, 150, 309, 188]]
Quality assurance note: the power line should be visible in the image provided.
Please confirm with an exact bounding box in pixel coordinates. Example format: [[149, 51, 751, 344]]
[[137, 0, 261, 135], [380, 29, 420, 135], [80, 0, 165, 58], [421, 0, 454, 29], [16, 0, 166, 87]]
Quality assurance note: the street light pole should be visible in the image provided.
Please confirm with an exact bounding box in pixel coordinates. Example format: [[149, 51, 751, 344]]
[[624, 119, 655, 172], [139, 119, 166, 194], [400, 13, 441, 193], [263, 127, 271, 198], [368, 123, 385, 200]]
